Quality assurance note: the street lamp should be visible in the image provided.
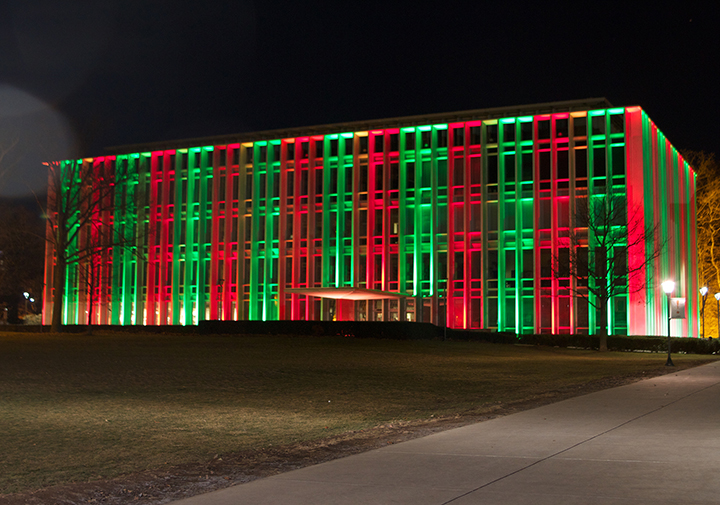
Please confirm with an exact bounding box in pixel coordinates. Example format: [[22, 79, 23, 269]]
[[715, 293, 720, 339], [700, 286, 709, 338], [661, 280, 675, 367]]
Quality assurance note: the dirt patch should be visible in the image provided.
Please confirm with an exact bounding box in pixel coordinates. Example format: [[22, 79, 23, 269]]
[[0, 364, 696, 505]]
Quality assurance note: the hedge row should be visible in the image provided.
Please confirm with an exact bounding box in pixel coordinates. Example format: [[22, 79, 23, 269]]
[[4, 321, 718, 354], [199, 320, 443, 340], [450, 331, 720, 355]]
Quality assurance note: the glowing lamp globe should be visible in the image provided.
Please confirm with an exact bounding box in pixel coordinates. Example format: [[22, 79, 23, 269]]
[[661, 280, 675, 295]]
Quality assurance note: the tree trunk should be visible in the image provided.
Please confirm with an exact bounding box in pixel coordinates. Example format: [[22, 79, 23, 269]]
[[51, 253, 65, 332], [598, 298, 608, 352], [87, 269, 94, 331], [51, 207, 66, 333]]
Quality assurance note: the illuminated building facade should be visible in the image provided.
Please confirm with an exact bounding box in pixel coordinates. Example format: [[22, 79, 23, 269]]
[[43, 99, 698, 336]]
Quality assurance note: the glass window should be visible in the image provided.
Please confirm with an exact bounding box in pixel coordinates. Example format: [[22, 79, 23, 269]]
[[522, 249, 533, 278], [453, 158, 464, 186], [374, 164, 383, 191], [539, 151, 551, 180], [454, 251, 464, 279], [405, 132, 416, 150], [390, 133, 399, 152], [593, 148, 606, 177], [406, 161, 415, 189], [487, 155, 498, 184], [540, 248, 551, 278], [520, 122, 533, 142], [488, 250, 498, 279], [557, 150, 569, 179], [503, 123, 515, 143], [522, 200, 533, 228], [437, 129, 448, 148], [612, 146, 625, 175], [359, 137, 368, 154], [374, 135, 383, 153], [421, 161, 432, 188], [504, 201, 515, 229], [539, 199, 551, 229], [470, 156, 482, 185], [453, 205, 464, 232], [486, 124, 498, 144], [471, 203, 482, 232], [487, 202, 498, 231], [537, 120, 551, 140], [471, 250, 482, 279], [591, 116, 605, 135], [558, 198, 569, 228], [555, 118, 569, 138], [573, 116, 587, 137], [504, 154, 515, 183], [522, 153, 533, 181], [453, 127, 464, 147], [575, 149, 587, 179], [390, 162, 399, 191]]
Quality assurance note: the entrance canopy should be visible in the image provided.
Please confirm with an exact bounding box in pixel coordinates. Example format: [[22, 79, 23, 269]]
[[284, 287, 411, 301]]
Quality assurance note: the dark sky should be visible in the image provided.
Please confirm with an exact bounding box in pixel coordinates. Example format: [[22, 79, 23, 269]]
[[0, 0, 718, 197]]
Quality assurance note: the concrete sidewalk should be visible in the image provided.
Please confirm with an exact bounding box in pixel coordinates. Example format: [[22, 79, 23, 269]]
[[171, 361, 720, 504]]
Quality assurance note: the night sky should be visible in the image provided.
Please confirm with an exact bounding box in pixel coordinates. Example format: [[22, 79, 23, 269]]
[[0, 0, 718, 197]]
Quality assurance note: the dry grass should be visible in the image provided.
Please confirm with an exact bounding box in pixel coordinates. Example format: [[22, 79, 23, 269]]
[[0, 331, 716, 494]]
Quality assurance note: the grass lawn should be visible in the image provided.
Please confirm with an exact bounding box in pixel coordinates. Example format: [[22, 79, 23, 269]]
[[0, 331, 716, 494]]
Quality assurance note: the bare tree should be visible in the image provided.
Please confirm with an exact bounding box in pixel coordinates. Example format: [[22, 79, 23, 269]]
[[0, 202, 45, 323], [44, 158, 139, 331], [684, 151, 720, 337], [556, 192, 664, 351], [75, 219, 111, 327]]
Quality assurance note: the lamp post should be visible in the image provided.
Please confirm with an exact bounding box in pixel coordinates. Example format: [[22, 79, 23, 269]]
[[715, 293, 720, 339], [661, 280, 675, 367], [700, 286, 709, 338]]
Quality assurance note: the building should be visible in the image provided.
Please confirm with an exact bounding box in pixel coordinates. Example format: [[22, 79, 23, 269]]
[[43, 98, 698, 336]]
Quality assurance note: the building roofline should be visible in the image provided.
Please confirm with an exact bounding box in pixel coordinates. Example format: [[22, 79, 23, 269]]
[[106, 97, 614, 155]]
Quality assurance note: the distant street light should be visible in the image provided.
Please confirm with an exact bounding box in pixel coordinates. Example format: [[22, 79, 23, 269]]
[[662, 280, 675, 367], [700, 286, 709, 338]]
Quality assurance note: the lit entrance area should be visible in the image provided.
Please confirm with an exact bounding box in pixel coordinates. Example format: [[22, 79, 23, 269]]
[[284, 288, 414, 322]]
